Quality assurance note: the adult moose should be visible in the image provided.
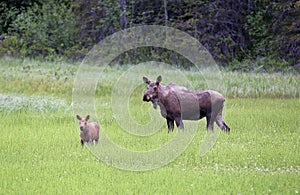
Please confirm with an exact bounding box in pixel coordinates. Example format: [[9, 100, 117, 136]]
[[142, 76, 230, 133]]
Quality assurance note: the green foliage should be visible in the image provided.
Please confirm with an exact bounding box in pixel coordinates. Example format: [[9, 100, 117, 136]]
[[0, 0, 299, 70], [72, 0, 123, 52], [267, 1, 300, 65], [244, 0, 300, 65], [9, 0, 77, 58], [0, 2, 18, 35], [0, 36, 22, 57], [228, 57, 292, 73], [245, 10, 271, 57]]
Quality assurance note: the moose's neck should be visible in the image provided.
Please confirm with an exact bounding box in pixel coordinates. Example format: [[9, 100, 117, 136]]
[[82, 126, 90, 133], [157, 85, 169, 102]]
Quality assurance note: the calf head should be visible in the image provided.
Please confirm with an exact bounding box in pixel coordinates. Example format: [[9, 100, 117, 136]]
[[76, 115, 90, 131], [143, 76, 162, 108]]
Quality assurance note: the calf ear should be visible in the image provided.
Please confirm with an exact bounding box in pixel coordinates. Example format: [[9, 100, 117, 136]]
[[86, 115, 90, 121], [76, 115, 81, 120], [156, 75, 162, 84], [143, 76, 150, 84]]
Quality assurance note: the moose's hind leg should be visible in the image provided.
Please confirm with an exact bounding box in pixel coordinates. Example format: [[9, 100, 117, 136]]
[[174, 117, 184, 131], [222, 122, 230, 132], [216, 111, 230, 132]]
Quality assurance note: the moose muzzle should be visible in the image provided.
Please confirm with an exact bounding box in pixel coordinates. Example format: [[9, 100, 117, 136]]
[[143, 94, 151, 102]]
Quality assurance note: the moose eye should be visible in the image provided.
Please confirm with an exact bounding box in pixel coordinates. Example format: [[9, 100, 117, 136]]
[[153, 86, 157, 91]]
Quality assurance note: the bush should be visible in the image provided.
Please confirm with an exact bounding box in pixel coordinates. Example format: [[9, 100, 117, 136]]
[[0, 36, 22, 57], [228, 57, 292, 73], [9, 1, 77, 57]]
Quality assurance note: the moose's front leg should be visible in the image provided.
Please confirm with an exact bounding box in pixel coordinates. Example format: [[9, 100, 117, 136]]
[[167, 118, 174, 133]]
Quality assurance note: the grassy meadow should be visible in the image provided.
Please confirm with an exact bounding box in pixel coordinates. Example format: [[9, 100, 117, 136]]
[[0, 58, 299, 194]]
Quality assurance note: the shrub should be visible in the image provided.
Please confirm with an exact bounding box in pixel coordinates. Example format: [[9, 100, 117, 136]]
[[0, 36, 22, 57], [9, 1, 77, 57]]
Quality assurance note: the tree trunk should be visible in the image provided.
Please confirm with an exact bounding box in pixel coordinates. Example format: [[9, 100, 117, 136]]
[[164, 0, 168, 26]]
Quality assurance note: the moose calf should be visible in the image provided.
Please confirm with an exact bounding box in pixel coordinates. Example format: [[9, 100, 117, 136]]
[[76, 115, 100, 146]]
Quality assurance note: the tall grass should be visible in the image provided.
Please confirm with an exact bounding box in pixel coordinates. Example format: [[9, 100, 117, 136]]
[[0, 58, 76, 98], [0, 58, 299, 99], [223, 72, 299, 98]]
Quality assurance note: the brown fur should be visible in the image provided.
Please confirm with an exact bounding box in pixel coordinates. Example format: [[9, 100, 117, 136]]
[[76, 115, 100, 146], [143, 76, 230, 133]]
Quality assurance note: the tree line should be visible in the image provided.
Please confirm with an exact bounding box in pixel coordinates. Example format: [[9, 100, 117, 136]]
[[0, 0, 299, 71]]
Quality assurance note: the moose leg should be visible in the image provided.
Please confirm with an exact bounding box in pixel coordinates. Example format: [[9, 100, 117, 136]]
[[216, 112, 230, 132], [207, 100, 225, 131], [174, 117, 184, 131], [167, 118, 174, 133], [88, 139, 93, 146], [206, 113, 214, 131], [214, 103, 230, 132], [222, 121, 230, 132]]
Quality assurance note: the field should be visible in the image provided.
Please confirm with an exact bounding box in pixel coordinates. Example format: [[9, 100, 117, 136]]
[[0, 58, 299, 194]]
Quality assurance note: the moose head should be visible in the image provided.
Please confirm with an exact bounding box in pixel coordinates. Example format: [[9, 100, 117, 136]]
[[142, 75, 162, 109], [76, 115, 90, 131]]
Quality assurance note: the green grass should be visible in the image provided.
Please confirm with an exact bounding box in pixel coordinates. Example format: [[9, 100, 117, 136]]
[[1, 99, 299, 194], [0, 58, 299, 194]]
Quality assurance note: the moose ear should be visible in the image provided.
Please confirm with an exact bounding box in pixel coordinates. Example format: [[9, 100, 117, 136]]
[[143, 76, 150, 84], [76, 115, 82, 120], [156, 75, 162, 84], [86, 115, 90, 121]]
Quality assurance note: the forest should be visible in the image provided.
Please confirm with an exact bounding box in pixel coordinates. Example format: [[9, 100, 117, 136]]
[[0, 0, 299, 71]]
